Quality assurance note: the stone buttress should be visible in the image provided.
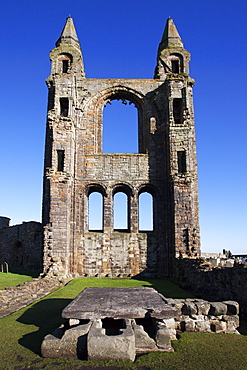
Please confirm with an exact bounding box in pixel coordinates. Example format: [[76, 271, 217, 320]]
[[42, 17, 200, 278]]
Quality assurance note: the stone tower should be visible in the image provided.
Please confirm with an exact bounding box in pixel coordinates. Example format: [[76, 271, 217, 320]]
[[42, 17, 200, 278]]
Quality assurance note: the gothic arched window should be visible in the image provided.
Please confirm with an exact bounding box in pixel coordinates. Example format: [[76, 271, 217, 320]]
[[103, 99, 138, 153], [88, 191, 103, 231], [58, 53, 73, 73], [138, 192, 153, 231]]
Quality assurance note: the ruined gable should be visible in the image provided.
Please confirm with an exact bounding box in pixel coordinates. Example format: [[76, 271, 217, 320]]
[[42, 17, 200, 278]]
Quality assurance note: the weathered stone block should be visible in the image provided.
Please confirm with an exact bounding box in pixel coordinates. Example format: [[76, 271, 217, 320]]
[[209, 302, 227, 316], [226, 321, 240, 334], [169, 300, 184, 315], [162, 318, 177, 340], [210, 320, 227, 333], [41, 322, 91, 359], [182, 302, 197, 316], [41, 326, 64, 358], [155, 322, 174, 352], [62, 287, 178, 320], [182, 318, 195, 332], [87, 319, 135, 362], [195, 301, 210, 315], [194, 320, 211, 332], [133, 323, 157, 353], [223, 301, 239, 315], [222, 315, 239, 327], [69, 318, 80, 326]]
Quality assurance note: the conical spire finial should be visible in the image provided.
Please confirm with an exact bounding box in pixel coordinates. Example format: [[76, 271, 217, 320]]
[[159, 18, 184, 49], [56, 17, 81, 49]]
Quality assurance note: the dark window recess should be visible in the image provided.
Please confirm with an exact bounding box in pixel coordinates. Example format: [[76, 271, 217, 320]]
[[173, 98, 183, 124], [171, 60, 179, 73], [62, 60, 69, 73], [60, 98, 69, 117], [57, 150, 65, 171], [178, 151, 186, 173], [183, 228, 189, 248], [48, 85, 55, 110]]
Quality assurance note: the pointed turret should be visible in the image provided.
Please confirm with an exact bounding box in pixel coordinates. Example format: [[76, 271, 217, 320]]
[[159, 18, 183, 50], [154, 18, 190, 80], [56, 16, 81, 50], [49, 17, 85, 77]]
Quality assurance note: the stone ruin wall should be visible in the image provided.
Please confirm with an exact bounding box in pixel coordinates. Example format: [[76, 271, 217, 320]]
[[0, 217, 43, 271], [42, 17, 201, 279], [41, 296, 240, 361], [174, 258, 247, 319]]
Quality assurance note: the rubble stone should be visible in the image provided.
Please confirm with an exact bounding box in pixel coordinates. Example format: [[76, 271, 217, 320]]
[[223, 301, 239, 315], [209, 302, 227, 316], [195, 301, 210, 315], [210, 320, 227, 333]]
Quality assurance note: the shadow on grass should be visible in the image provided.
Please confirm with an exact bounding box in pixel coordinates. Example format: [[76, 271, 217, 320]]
[[9, 268, 40, 278], [17, 298, 71, 355]]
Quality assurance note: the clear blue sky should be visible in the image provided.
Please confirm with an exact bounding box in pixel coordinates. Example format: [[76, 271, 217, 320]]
[[1, 0, 247, 254]]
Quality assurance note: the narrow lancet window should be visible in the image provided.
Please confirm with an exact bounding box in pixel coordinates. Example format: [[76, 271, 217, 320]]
[[89, 192, 103, 231], [62, 60, 69, 73], [172, 60, 179, 73], [114, 192, 128, 230], [139, 192, 153, 231], [177, 151, 187, 173], [57, 150, 65, 171], [173, 98, 183, 124], [60, 97, 69, 117]]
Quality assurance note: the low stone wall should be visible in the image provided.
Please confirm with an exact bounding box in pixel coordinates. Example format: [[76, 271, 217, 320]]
[[174, 258, 247, 319], [0, 277, 63, 318], [41, 297, 240, 362], [165, 298, 239, 335]]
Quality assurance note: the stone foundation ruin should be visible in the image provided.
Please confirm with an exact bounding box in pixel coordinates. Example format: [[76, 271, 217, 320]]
[[41, 287, 240, 362]]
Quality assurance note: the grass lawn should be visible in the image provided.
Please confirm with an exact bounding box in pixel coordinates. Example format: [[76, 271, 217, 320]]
[[0, 269, 39, 290], [0, 277, 246, 369]]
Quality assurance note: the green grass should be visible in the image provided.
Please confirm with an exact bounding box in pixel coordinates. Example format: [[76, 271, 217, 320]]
[[0, 269, 39, 290], [0, 277, 246, 369]]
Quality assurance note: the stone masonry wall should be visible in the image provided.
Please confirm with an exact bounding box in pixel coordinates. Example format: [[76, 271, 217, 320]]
[[165, 298, 239, 336], [174, 258, 247, 319], [0, 220, 43, 271], [42, 17, 201, 278]]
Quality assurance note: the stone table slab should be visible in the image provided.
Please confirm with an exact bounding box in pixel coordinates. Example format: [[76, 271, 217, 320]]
[[62, 287, 178, 320]]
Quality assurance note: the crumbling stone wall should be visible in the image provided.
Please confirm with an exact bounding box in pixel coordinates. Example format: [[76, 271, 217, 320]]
[[42, 17, 201, 278], [0, 218, 43, 271], [174, 258, 247, 319], [166, 298, 240, 335], [0, 277, 63, 318]]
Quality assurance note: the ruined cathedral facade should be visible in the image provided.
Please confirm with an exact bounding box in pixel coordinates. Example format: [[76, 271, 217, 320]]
[[42, 17, 200, 278]]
